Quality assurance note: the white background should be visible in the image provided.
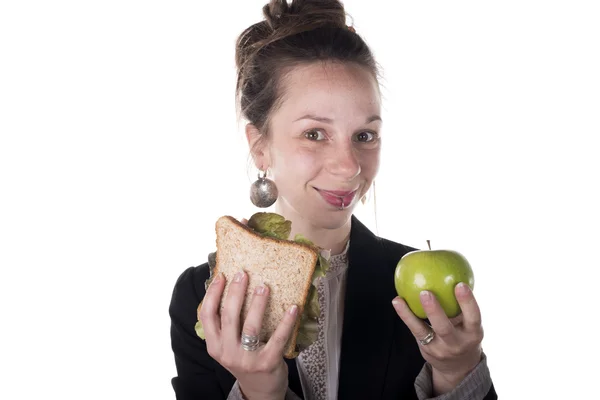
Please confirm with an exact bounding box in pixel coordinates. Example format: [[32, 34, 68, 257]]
[[1, 1, 599, 399]]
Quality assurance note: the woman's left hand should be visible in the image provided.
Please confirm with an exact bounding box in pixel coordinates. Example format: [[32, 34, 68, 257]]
[[392, 282, 484, 394]]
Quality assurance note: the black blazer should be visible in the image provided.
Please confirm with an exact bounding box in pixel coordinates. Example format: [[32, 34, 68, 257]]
[[169, 216, 497, 399]]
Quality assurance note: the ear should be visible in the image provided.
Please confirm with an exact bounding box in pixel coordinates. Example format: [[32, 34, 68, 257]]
[[245, 123, 271, 170]]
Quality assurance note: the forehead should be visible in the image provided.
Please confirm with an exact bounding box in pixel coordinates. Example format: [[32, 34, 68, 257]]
[[276, 62, 381, 117]]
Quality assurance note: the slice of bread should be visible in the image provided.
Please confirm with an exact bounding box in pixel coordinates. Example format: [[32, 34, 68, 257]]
[[211, 216, 318, 358]]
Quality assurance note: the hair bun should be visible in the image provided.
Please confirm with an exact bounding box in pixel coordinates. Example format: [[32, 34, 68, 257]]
[[262, 0, 347, 31], [263, 0, 289, 26]]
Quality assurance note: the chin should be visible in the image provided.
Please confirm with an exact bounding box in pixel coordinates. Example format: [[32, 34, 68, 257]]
[[309, 207, 354, 230]]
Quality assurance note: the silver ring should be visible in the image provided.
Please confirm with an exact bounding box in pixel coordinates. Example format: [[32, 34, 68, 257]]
[[419, 330, 435, 346], [241, 332, 260, 351]]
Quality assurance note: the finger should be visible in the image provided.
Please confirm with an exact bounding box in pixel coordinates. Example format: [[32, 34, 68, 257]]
[[241, 284, 270, 339], [392, 297, 434, 346], [263, 304, 299, 356], [455, 282, 482, 332], [198, 273, 225, 339], [419, 291, 458, 346], [449, 313, 464, 327], [221, 270, 248, 344]]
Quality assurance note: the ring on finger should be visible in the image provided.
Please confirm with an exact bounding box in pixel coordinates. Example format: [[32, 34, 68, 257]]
[[241, 332, 260, 351], [419, 330, 436, 346]]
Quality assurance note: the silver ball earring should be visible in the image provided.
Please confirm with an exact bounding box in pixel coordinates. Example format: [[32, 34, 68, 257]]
[[250, 170, 278, 208]]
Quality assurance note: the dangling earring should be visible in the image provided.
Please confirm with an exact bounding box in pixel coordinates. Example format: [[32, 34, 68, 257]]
[[250, 170, 278, 208], [362, 181, 376, 205]]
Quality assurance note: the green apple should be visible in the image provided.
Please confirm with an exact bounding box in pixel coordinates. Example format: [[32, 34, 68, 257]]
[[394, 242, 474, 319]]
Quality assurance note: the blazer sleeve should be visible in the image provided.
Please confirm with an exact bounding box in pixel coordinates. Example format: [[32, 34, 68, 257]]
[[414, 353, 497, 400], [169, 264, 233, 399]]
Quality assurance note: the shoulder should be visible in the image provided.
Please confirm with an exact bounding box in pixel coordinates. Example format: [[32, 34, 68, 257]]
[[174, 263, 211, 295], [365, 234, 419, 268], [379, 237, 418, 260], [350, 215, 417, 264], [375, 237, 418, 276], [169, 262, 211, 319]]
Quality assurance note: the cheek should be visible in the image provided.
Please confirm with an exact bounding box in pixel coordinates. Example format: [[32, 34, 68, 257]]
[[359, 148, 381, 177], [272, 143, 322, 176]]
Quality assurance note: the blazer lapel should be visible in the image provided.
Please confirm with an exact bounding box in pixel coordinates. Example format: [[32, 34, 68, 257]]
[[337, 216, 398, 399]]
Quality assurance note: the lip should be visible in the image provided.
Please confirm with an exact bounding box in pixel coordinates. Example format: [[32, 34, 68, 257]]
[[315, 188, 359, 208], [320, 189, 357, 197]]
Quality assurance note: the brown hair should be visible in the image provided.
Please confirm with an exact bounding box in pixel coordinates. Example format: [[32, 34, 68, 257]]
[[235, 0, 380, 136]]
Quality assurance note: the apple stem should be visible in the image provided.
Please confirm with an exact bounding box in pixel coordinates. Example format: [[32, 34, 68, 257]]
[[427, 240, 431, 250]]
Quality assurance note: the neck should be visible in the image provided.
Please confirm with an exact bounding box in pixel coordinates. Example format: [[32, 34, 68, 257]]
[[276, 206, 352, 255]]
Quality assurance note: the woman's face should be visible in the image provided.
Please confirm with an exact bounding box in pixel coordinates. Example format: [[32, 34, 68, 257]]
[[251, 62, 382, 229]]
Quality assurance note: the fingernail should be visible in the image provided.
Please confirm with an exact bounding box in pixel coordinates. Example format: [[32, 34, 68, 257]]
[[212, 273, 221, 284], [457, 282, 470, 295], [420, 291, 432, 303], [289, 305, 298, 315], [255, 285, 266, 295], [392, 298, 401, 306], [234, 271, 244, 283]]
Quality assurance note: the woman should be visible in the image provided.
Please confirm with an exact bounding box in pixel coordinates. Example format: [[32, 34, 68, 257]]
[[169, 1, 497, 399]]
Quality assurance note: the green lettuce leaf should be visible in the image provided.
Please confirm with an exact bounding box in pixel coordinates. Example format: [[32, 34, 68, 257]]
[[293, 233, 314, 246], [304, 285, 320, 320], [316, 253, 330, 278], [195, 320, 205, 340], [248, 212, 291, 240], [296, 313, 318, 351], [293, 233, 333, 352], [294, 233, 330, 279]]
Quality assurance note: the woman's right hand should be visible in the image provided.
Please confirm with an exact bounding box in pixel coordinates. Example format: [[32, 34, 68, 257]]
[[198, 269, 299, 400]]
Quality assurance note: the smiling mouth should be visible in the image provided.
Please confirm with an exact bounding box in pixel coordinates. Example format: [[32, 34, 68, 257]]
[[314, 188, 359, 209]]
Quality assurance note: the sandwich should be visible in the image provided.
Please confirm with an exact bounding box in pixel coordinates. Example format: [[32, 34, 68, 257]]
[[195, 212, 330, 358]]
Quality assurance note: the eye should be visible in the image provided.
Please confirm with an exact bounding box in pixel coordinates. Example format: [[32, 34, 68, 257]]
[[304, 129, 327, 141], [354, 131, 378, 143]]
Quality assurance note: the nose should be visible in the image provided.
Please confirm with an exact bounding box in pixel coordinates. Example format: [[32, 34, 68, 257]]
[[326, 142, 361, 181]]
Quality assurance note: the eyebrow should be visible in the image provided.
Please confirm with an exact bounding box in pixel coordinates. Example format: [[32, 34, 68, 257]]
[[293, 114, 382, 124]]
